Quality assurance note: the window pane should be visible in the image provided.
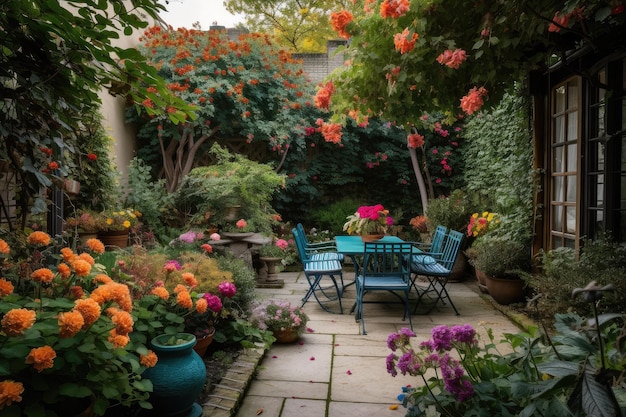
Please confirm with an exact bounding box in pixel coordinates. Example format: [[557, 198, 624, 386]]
[[553, 206, 563, 231], [568, 80, 579, 108], [595, 209, 604, 232], [566, 175, 577, 202], [555, 85, 566, 113], [596, 174, 604, 206], [567, 112, 578, 140], [566, 206, 576, 233], [555, 116, 564, 143], [564, 238, 576, 249], [567, 144, 578, 171], [553, 176, 564, 201], [554, 147, 564, 172], [597, 142, 605, 171], [597, 102, 606, 137], [622, 137, 626, 171]]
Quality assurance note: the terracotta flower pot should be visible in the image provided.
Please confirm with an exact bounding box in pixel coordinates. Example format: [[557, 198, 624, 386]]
[[272, 329, 300, 344], [193, 327, 216, 357], [360, 234, 385, 242], [485, 275, 526, 305], [97, 229, 129, 250]]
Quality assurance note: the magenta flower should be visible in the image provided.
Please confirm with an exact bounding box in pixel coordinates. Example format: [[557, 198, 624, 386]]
[[203, 293, 223, 312], [218, 281, 237, 298]]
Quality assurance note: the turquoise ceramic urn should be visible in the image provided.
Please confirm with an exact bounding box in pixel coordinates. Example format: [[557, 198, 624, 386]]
[[143, 333, 206, 417]]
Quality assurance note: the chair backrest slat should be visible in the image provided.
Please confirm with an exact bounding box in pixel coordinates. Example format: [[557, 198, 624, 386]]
[[292, 228, 310, 262], [363, 242, 414, 279], [438, 230, 464, 270], [430, 225, 447, 254]]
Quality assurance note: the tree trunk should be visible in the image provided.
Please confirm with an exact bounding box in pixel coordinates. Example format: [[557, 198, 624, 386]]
[[409, 147, 429, 213]]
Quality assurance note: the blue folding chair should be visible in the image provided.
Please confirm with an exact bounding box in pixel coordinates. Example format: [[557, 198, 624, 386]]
[[293, 228, 344, 313], [355, 242, 415, 335], [411, 230, 464, 315], [295, 223, 344, 262]]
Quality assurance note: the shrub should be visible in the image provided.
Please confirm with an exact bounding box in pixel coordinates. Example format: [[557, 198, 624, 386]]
[[523, 235, 626, 321]]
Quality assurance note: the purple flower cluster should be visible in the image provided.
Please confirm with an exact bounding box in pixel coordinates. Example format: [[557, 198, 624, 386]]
[[386, 324, 478, 402]]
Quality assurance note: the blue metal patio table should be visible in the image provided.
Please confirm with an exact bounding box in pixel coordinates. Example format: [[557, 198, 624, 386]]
[[335, 235, 406, 283]]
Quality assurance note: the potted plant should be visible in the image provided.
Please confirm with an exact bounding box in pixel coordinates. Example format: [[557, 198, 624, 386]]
[[258, 238, 289, 282], [222, 218, 255, 240], [250, 299, 309, 343], [468, 235, 530, 304], [97, 208, 142, 249], [64, 209, 106, 243], [343, 204, 395, 241], [0, 232, 155, 415]]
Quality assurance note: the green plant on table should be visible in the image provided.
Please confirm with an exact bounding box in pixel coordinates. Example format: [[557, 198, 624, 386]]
[[343, 204, 394, 235]]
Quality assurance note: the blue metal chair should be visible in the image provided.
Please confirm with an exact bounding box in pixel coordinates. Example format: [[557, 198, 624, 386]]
[[355, 242, 415, 335], [293, 228, 344, 313], [295, 223, 344, 262], [411, 230, 464, 315], [415, 225, 447, 258]]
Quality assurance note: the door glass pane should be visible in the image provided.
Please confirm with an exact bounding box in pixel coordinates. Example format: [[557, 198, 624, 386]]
[[567, 112, 578, 140], [566, 206, 576, 233], [567, 144, 578, 171], [553, 206, 563, 231], [566, 175, 577, 202], [597, 102, 605, 137], [564, 238, 575, 249], [554, 147, 564, 172], [555, 117, 564, 143], [553, 176, 564, 201], [595, 210, 604, 231]]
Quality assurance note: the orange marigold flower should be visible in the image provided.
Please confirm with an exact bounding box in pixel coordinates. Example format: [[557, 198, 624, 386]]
[[140, 350, 158, 368], [0, 380, 24, 408], [31, 268, 54, 283], [173, 284, 187, 294], [78, 252, 95, 266], [151, 286, 169, 300], [1, 308, 36, 336], [330, 10, 353, 39], [60, 247, 76, 262], [47, 161, 59, 170], [182, 272, 197, 288], [407, 132, 425, 148], [74, 298, 101, 327], [26, 231, 51, 246], [57, 263, 71, 279], [196, 297, 208, 314], [70, 285, 84, 299], [108, 329, 130, 348], [94, 274, 114, 284], [176, 290, 193, 309], [0, 278, 15, 297], [86, 238, 105, 254], [109, 309, 134, 336], [460, 86, 488, 115], [380, 0, 409, 18], [111, 283, 133, 312], [90, 284, 112, 305], [0, 238, 9, 254], [25, 346, 56, 372], [71, 259, 92, 277], [58, 310, 84, 338]]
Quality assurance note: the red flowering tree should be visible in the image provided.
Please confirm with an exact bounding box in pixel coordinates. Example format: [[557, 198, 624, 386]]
[[128, 28, 317, 192], [321, 0, 625, 209]]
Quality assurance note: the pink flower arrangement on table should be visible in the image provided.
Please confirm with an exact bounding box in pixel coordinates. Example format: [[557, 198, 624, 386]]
[[343, 204, 395, 236]]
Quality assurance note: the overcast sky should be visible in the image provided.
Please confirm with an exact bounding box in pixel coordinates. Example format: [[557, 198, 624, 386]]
[[158, 0, 245, 30]]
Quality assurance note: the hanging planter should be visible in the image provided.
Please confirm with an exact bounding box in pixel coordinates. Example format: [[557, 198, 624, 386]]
[[64, 179, 81, 195]]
